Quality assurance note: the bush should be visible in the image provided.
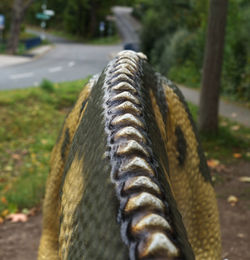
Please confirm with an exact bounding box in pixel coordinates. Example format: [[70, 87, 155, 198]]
[[140, 0, 250, 102], [39, 79, 55, 93]]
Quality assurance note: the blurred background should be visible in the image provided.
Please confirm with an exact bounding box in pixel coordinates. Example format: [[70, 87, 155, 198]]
[[0, 1, 249, 260]]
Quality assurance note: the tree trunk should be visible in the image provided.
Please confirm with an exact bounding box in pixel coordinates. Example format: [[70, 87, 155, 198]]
[[7, 0, 34, 54], [89, 0, 98, 38], [198, 0, 228, 133]]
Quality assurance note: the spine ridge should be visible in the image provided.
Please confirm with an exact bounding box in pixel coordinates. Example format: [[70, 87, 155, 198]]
[[103, 50, 179, 259]]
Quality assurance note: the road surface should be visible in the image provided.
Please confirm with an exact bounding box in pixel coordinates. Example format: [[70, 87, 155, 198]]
[[112, 6, 141, 45], [0, 7, 139, 91], [0, 43, 122, 90], [0, 7, 142, 90]]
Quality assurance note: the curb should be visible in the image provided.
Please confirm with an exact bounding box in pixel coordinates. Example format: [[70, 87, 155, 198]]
[[29, 44, 54, 61], [0, 44, 53, 68]]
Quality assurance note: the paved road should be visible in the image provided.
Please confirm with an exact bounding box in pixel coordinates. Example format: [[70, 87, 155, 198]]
[[0, 26, 122, 90], [180, 85, 250, 127], [26, 28, 73, 44], [0, 7, 138, 90], [0, 43, 122, 89], [112, 6, 141, 45]]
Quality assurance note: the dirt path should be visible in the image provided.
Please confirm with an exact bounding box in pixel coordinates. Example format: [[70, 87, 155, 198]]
[[0, 162, 249, 260], [0, 214, 41, 260], [216, 161, 250, 260]]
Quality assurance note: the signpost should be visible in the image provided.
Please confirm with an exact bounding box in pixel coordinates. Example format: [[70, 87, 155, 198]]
[[35, 3, 55, 40], [44, 10, 55, 16], [0, 14, 5, 29], [0, 14, 5, 43], [36, 13, 50, 20]]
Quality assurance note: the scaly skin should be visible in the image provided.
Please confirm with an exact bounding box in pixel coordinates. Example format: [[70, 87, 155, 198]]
[[38, 51, 221, 260]]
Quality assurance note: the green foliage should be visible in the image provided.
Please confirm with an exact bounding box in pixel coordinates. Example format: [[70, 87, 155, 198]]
[[39, 78, 55, 93], [140, 0, 250, 101], [187, 102, 250, 161], [168, 61, 200, 88], [221, 0, 250, 101], [0, 42, 27, 55], [26, 0, 127, 39], [0, 0, 12, 37], [63, 0, 118, 38], [88, 34, 120, 45]]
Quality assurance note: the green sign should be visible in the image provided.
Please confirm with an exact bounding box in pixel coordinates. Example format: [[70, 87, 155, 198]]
[[36, 13, 50, 20]]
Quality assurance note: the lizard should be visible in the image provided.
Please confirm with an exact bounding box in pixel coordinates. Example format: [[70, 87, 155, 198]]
[[38, 50, 221, 260]]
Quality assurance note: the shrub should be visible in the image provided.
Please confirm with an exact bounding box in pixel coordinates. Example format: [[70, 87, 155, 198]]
[[39, 79, 55, 93]]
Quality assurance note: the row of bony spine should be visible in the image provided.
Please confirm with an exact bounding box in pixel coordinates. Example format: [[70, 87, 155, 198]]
[[103, 50, 179, 259]]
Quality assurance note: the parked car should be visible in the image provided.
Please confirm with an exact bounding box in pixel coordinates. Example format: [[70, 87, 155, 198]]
[[123, 42, 140, 52]]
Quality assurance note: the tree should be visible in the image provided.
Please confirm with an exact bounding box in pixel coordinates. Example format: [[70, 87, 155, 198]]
[[63, 0, 116, 38], [7, 0, 34, 54], [198, 0, 228, 133]]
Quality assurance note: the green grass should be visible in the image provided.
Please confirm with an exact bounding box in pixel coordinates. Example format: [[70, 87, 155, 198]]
[[0, 78, 89, 215], [87, 34, 120, 45], [40, 27, 121, 45], [188, 102, 250, 161], [168, 62, 201, 89], [45, 29, 85, 42], [0, 80, 249, 215], [19, 31, 38, 40], [0, 42, 26, 55]]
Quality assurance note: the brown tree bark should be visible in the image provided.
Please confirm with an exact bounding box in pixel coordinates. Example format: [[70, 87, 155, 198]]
[[7, 0, 34, 54], [198, 0, 228, 133], [89, 0, 98, 38]]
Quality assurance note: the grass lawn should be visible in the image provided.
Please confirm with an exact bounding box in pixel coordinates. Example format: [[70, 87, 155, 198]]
[[0, 78, 89, 215], [27, 25, 121, 45], [0, 79, 249, 217], [47, 28, 121, 45], [188, 103, 250, 161]]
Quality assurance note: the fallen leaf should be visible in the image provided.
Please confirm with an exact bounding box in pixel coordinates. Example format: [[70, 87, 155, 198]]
[[41, 139, 48, 145], [21, 149, 28, 155], [237, 233, 245, 238], [11, 153, 21, 160], [0, 178, 6, 183], [4, 165, 13, 171], [215, 164, 228, 172], [227, 195, 238, 206], [1, 209, 9, 217], [238, 176, 250, 183], [1, 197, 7, 204], [3, 184, 11, 192], [22, 208, 29, 215], [28, 207, 38, 216], [231, 125, 240, 131], [7, 213, 28, 223], [207, 159, 220, 168], [221, 121, 228, 127], [0, 217, 4, 224], [231, 112, 237, 118], [233, 153, 242, 158]]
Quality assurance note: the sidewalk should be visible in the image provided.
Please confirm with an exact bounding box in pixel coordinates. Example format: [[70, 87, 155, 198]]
[[28, 45, 52, 57], [0, 55, 31, 68], [179, 85, 250, 127], [0, 45, 52, 68]]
